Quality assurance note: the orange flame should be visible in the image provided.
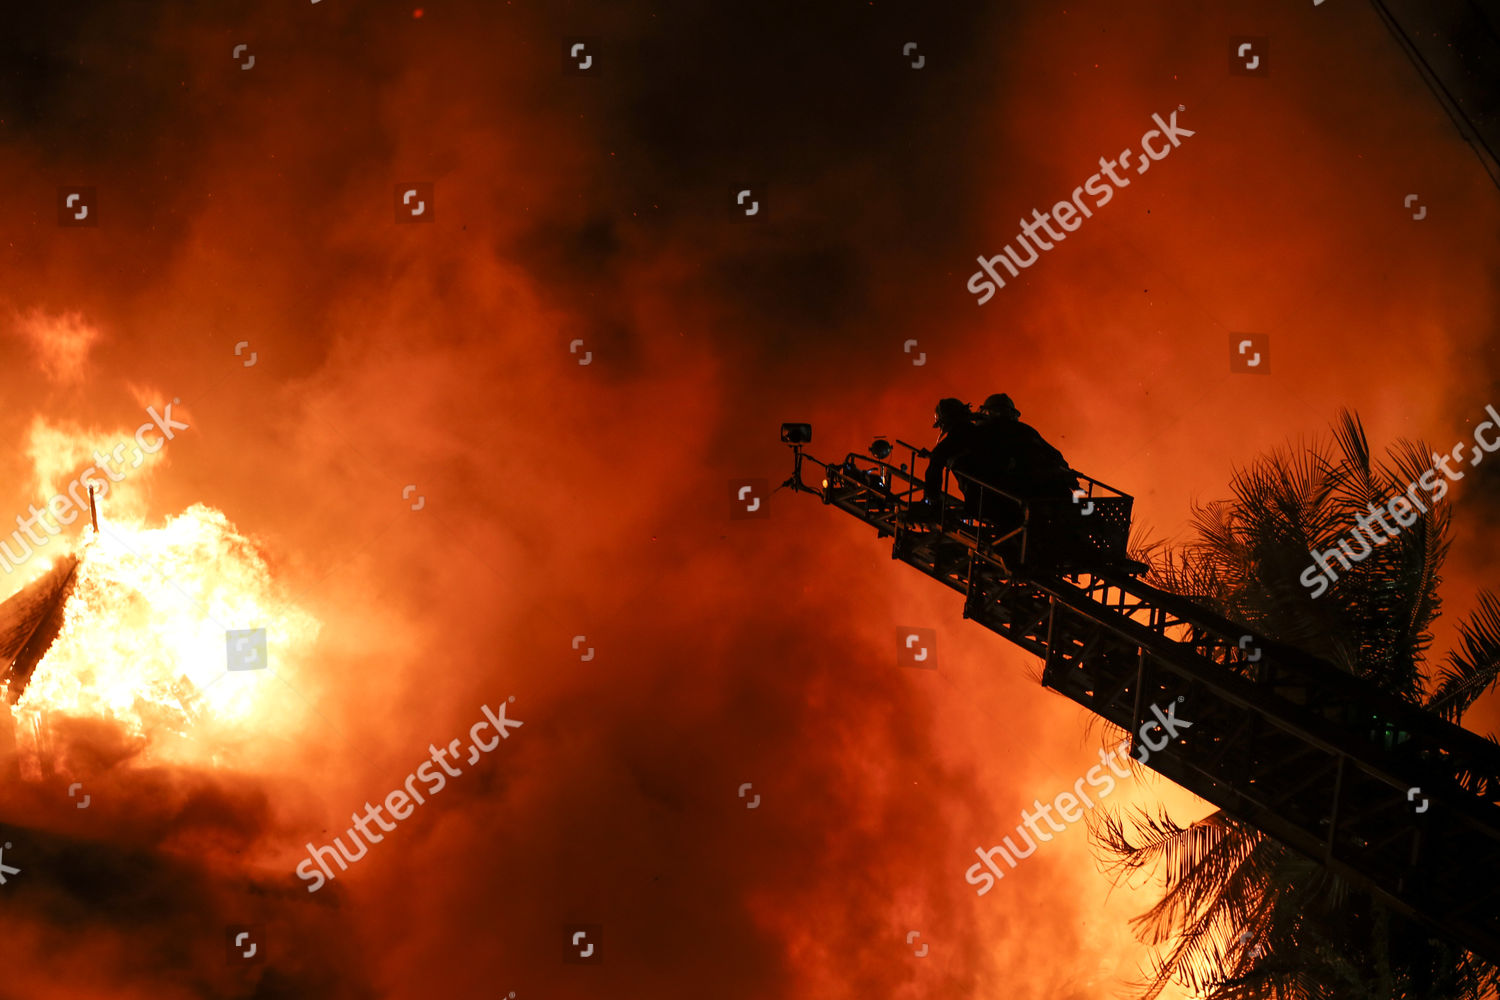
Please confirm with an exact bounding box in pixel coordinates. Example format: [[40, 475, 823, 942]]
[[10, 504, 319, 770]]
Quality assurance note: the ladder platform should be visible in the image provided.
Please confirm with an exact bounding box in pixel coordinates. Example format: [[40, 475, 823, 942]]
[[784, 438, 1500, 963]]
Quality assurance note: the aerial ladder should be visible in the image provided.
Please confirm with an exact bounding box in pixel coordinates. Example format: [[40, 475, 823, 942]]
[[780, 424, 1500, 964]]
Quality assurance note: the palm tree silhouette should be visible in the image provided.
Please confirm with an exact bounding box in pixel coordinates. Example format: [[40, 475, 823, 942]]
[[1091, 411, 1500, 1000]]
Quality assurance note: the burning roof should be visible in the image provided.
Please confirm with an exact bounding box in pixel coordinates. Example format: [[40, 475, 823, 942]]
[[0, 555, 80, 705]]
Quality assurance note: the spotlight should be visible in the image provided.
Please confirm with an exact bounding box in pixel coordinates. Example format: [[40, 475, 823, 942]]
[[780, 422, 812, 444], [869, 438, 893, 460]]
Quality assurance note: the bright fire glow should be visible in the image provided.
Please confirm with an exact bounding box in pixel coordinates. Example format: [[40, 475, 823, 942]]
[[10, 503, 319, 768]]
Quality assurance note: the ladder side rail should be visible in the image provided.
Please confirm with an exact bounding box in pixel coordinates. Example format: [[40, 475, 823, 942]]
[[1038, 578, 1500, 837], [1033, 594, 1500, 960], [1094, 573, 1500, 802]]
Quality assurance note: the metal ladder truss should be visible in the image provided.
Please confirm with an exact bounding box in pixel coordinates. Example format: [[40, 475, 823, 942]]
[[784, 440, 1500, 963]]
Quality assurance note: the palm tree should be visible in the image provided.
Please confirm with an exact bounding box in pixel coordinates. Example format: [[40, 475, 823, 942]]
[[1090, 410, 1500, 1000]]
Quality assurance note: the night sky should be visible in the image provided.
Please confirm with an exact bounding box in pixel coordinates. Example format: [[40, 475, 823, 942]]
[[0, 1, 1497, 997]]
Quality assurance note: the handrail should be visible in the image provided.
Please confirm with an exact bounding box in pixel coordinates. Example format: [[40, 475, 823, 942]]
[[786, 438, 1134, 578]]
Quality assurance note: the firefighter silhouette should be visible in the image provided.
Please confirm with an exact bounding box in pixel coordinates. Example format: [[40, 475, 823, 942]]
[[971, 393, 1079, 501], [915, 394, 1080, 532], [918, 398, 985, 517]]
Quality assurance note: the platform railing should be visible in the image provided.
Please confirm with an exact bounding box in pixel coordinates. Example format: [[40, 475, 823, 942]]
[[786, 440, 1133, 574]]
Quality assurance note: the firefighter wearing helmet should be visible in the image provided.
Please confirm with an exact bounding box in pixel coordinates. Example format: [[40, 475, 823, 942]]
[[918, 398, 983, 514]]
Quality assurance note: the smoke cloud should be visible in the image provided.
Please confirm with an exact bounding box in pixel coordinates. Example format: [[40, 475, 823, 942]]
[[0, 2, 1495, 998]]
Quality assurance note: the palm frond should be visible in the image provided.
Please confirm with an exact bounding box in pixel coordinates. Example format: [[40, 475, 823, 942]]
[[1090, 409, 1498, 1000], [1428, 591, 1500, 723]]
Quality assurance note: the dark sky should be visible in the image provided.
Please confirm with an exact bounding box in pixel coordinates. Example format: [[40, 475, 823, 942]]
[[0, 1, 1497, 998]]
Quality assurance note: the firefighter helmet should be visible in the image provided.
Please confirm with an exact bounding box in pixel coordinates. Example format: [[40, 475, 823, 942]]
[[933, 397, 972, 430], [979, 393, 1020, 420]]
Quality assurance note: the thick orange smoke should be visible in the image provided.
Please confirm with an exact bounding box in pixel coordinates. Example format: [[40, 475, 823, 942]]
[[0, 2, 1495, 999]]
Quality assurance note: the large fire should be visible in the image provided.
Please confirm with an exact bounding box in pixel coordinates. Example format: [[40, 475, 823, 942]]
[[8, 504, 319, 774]]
